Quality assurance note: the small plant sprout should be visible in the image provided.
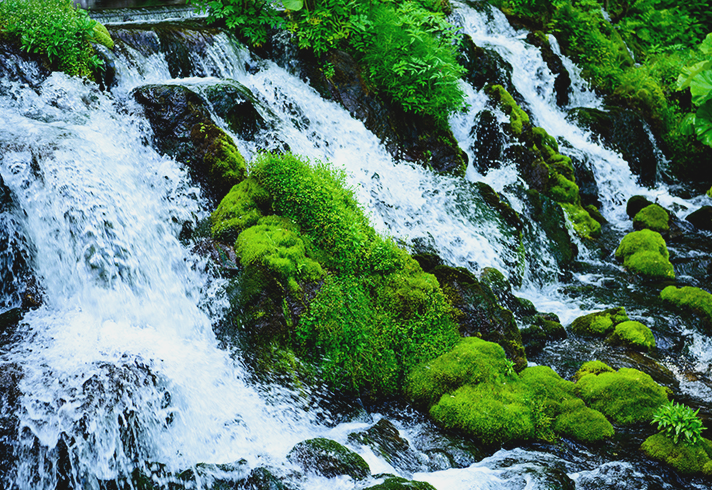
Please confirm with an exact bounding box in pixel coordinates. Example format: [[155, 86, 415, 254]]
[[652, 401, 705, 445]]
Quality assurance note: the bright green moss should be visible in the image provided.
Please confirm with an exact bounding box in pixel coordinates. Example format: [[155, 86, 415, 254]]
[[570, 307, 628, 337], [707, 187, 712, 198], [406, 337, 514, 407], [211, 177, 271, 242], [486, 85, 530, 135], [608, 320, 656, 351], [661, 286, 712, 326], [574, 360, 614, 381], [531, 126, 559, 153], [549, 174, 579, 204], [236, 216, 324, 293], [575, 367, 668, 425], [560, 202, 601, 239], [553, 399, 614, 443], [633, 204, 669, 234], [193, 123, 247, 199], [92, 22, 114, 50], [641, 434, 712, 475], [615, 229, 675, 280], [364, 477, 436, 490]]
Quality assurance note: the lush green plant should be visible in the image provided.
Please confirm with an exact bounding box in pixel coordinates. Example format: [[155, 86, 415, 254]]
[[652, 401, 705, 445], [641, 433, 712, 475], [677, 34, 712, 148], [188, 0, 286, 46], [0, 0, 104, 77]]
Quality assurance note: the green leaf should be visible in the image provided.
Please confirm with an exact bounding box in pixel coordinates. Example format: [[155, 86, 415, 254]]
[[690, 68, 712, 106], [701, 32, 712, 56], [677, 60, 712, 91], [695, 101, 712, 148], [282, 0, 303, 10]]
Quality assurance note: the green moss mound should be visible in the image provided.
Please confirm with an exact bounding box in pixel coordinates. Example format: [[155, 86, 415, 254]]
[[633, 204, 669, 234], [560, 202, 601, 239], [236, 216, 324, 293], [210, 177, 271, 242], [574, 360, 614, 381], [608, 320, 656, 351], [575, 367, 668, 425], [661, 286, 712, 327], [641, 433, 712, 475], [570, 307, 628, 337], [191, 123, 247, 200], [615, 229, 675, 280], [553, 399, 614, 443], [486, 84, 530, 135]]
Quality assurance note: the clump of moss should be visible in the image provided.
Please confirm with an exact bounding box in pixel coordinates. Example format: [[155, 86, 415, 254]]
[[574, 367, 668, 425], [364, 476, 436, 490], [574, 360, 615, 381], [191, 123, 247, 200], [661, 286, 712, 327], [210, 177, 271, 242], [570, 307, 628, 337], [553, 399, 615, 443], [641, 434, 712, 475], [608, 320, 656, 351], [236, 216, 324, 293], [560, 202, 601, 239], [486, 84, 530, 135], [615, 229, 675, 280], [287, 438, 371, 480], [633, 204, 669, 234], [549, 174, 579, 204], [707, 187, 712, 198]]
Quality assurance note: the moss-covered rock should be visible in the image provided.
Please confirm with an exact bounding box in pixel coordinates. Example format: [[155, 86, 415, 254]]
[[210, 178, 272, 243], [570, 307, 629, 337], [607, 320, 656, 351], [520, 314, 566, 355], [574, 367, 668, 425], [614, 229, 675, 280], [287, 438, 370, 480], [364, 476, 436, 490], [91, 22, 114, 50], [633, 204, 669, 234], [486, 84, 530, 136], [560, 202, 601, 239], [347, 419, 424, 473], [573, 360, 615, 381], [552, 399, 614, 443], [641, 433, 712, 475], [625, 195, 653, 219], [660, 286, 712, 328]]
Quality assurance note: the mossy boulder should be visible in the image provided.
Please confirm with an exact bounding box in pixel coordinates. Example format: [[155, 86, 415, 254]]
[[552, 399, 614, 443], [364, 476, 436, 490], [574, 367, 668, 425], [570, 307, 629, 337], [486, 84, 530, 136], [607, 320, 656, 351], [573, 360, 615, 381], [633, 204, 669, 234], [641, 433, 712, 475], [189, 123, 247, 200], [660, 286, 712, 329], [237, 467, 285, 490], [202, 81, 271, 141], [614, 229, 675, 280], [210, 178, 272, 243], [520, 314, 566, 355], [626, 195, 654, 219], [347, 419, 424, 473], [523, 190, 578, 268], [287, 438, 370, 480]]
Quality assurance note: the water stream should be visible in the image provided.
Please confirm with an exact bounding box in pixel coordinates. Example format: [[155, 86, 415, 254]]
[[1, 3, 711, 489]]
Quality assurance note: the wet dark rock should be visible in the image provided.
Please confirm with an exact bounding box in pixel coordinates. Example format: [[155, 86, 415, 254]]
[[0, 363, 21, 482], [347, 419, 426, 473], [0, 40, 51, 90], [569, 152, 601, 208], [525, 32, 570, 107], [520, 314, 567, 355], [93, 44, 117, 91], [470, 110, 505, 174], [427, 264, 527, 371], [287, 438, 370, 480], [299, 49, 467, 176], [567, 107, 659, 188], [364, 476, 436, 490], [686, 205, 712, 232], [474, 182, 523, 230], [236, 467, 285, 490], [457, 35, 514, 93], [626, 195, 654, 219], [132, 84, 246, 202], [202, 82, 271, 141], [522, 190, 577, 268]]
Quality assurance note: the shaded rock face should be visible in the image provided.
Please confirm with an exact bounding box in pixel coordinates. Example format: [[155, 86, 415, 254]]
[[457, 36, 514, 94], [525, 33, 570, 107], [0, 363, 21, 483], [567, 106, 660, 187], [202, 82, 270, 141], [348, 419, 428, 473], [470, 110, 505, 174], [0, 41, 50, 91], [686, 206, 712, 232], [521, 189, 577, 269], [287, 438, 370, 480], [299, 49, 467, 176]]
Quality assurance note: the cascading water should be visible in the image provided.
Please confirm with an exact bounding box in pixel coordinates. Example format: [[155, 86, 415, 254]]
[[1, 3, 712, 490]]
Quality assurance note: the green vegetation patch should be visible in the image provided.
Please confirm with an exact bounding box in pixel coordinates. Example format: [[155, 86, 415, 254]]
[[574, 360, 615, 381], [287, 438, 371, 480], [575, 367, 668, 425], [486, 85, 530, 136], [210, 177, 271, 243], [191, 123, 248, 200], [661, 285, 712, 327], [0, 0, 108, 78], [570, 307, 628, 337], [608, 320, 656, 351], [615, 229, 675, 280], [641, 433, 712, 475], [553, 399, 615, 443], [633, 204, 670, 234]]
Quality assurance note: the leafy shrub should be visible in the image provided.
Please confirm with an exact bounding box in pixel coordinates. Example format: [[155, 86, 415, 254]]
[[0, 0, 105, 77], [677, 34, 712, 148], [653, 401, 705, 445], [188, 0, 285, 47]]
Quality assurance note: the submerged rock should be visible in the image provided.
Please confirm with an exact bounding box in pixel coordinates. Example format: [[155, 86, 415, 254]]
[[364, 476, 436, 490], [686, 205, 712, 232], [525, 32, 571, 107], [348, 419, 426, 473], [287, 438, 370, 480]]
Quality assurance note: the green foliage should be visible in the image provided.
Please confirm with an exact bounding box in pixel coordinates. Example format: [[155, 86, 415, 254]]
[[677, 34, 712, 148], [641, 433, 712, 475], [0, 0, 105, 78], [570, 307, 628, 337], [608, 320, 656, 351], [633, 204, 669, 234], [188, 0, 285, 47], [574, 360, 615, 381], [653, 401, 705, 445], [553, 398, 614, 443], [575, 367, 668, 425], [660, 285, 712, 326], [236, 216, 325, 293], [211, 177, 271, 242], [615, 229, 675, 280]]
